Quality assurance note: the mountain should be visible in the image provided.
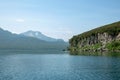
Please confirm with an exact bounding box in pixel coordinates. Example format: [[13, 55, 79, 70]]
[[69, 21, 120, 55], [20, 30, 64, 42], [0, 28, 68, 50]]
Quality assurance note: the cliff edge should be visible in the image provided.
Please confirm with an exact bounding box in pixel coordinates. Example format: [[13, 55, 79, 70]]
[[69, 21, 120, 54]]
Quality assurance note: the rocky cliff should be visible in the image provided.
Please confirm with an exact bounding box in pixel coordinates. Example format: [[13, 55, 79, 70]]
[[69, 21, 120, 54]]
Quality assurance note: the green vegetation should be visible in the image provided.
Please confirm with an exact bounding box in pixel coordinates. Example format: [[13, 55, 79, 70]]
[[70, 21, 120, 46], [106, 40, 120, 51], [69, 43, 102, 52], [71, 21, 120, 41], [69, 21, 120, 55]]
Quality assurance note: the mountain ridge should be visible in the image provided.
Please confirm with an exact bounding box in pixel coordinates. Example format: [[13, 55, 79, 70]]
[[20, 30, 65, 42], [0, 28, 68, 50]]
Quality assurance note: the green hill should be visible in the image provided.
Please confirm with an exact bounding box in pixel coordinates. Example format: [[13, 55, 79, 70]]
[[69, 21, 120, 55]]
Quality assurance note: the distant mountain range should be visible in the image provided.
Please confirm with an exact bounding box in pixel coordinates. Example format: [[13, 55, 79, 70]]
[[0, 28, 68, 50], [20, 30, 64, 42]]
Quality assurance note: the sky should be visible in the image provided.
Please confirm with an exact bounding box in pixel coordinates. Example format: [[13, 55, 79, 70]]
[[0, 0, 120, 41]]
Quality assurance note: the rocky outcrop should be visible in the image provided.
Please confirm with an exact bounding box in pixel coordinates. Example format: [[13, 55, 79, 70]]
[[116, 33, 120, 40], [78, 32, 119, 46], [69, 21, 120, 54]]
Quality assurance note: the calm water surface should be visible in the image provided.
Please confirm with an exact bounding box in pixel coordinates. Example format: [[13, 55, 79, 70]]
[[0, 50, 120, 80]]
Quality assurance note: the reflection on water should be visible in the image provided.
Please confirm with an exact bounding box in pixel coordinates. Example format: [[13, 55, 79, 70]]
[[71, 51, 120, 57], [0, 50, 120, 80]]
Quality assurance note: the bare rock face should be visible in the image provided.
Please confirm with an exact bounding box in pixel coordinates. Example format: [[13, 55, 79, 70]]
[[98, 33, 113, 45], [70, 32, 120, 52], [116, 33, 120, 40]]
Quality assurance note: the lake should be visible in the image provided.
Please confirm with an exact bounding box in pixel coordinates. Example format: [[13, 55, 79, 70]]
[[0, 50, 120, 80]]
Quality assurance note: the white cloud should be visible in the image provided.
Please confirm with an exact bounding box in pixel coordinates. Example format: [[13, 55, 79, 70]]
[[16, 19, 25, 22]]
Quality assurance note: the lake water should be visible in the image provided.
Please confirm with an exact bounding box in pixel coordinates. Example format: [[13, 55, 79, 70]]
[[0, 50, 120, 80]]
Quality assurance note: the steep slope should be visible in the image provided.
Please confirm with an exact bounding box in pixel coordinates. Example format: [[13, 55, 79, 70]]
[[69, 21, 120, 54], [20, 30, 64, 42], [0, 28, 68, 50]]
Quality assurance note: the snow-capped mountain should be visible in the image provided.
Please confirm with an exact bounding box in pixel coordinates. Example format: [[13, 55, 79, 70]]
[[20, 30, 64, 42], [0, 28, 68, 50]]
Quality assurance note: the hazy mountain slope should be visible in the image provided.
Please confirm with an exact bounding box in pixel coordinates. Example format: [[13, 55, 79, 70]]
[[20, 30, 64, 42], [0, 28, 68, 50]]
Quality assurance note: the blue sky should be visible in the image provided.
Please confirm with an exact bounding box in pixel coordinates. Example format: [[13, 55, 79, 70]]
[[0, 0, 120, 41]]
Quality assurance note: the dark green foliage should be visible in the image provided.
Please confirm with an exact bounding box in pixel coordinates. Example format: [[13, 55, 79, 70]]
[[69, 21, 120, 55], [69, 21, 120, 46], [106, 41, 120, 51]]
